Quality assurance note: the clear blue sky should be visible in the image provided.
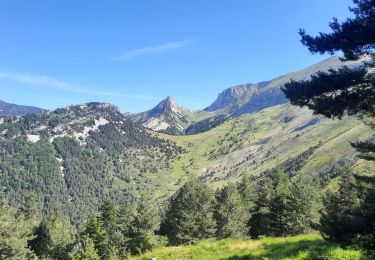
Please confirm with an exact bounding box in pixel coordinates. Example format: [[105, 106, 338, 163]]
[[0, 0, 353, 112]]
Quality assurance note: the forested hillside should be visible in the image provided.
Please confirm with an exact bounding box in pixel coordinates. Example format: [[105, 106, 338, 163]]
[[0, 102, 184, 223]]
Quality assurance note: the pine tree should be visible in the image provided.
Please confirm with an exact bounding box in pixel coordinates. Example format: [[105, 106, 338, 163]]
[[29, 214, 75, 259], [287, 175, 322, 235], [356, 174, 375, 251], [99, 199, 125, 253], [214, 183, 248, 238], [267, 167, 292, 237], [84, 213, 109, 258], [28, 219, 50, 258], [70, 235, 100, 260], [282, 0, 375, 160], [160, 178, 216, 245], [249, 181, 273, 238], [319, 167, 362, 244], [127, 194, 159, 254], [237, 174, 257, 222], [0, 200, 35, 259]]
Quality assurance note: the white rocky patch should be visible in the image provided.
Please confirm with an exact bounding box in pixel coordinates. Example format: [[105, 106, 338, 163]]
[[60, 166, 65, 177], [144, 118, 170, 131], [35, 125, 47, 131], [49, 134, 66, 143], [0, 118, 4, 124], [73, 117, 109, 143], [27, 134, 40, 143]]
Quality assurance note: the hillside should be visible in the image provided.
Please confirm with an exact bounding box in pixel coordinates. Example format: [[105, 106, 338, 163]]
[[0, 99, 45, 117], [0, 102, 184, 223], [158, 103, 373, 189], [0, 101, 373, 223]]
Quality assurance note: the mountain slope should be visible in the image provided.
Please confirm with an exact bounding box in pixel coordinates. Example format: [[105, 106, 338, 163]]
[[130, 96, 193, 134], [160, 103, 373, 188], [0, 102, 184, 223], [180, 56, 366, 134], [0, 99, 45, 117]]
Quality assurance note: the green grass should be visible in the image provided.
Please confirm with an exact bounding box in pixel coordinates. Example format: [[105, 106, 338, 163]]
[[156, 103, 372, 190], [132, 234, 364, 260]]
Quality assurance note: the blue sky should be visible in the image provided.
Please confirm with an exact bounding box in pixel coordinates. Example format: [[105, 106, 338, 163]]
[[0, 0, 353, 112]]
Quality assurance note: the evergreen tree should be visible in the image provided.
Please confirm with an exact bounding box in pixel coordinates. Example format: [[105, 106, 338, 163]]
[[319, 167, 362, 244], [99, 199, 124, 252], [117, 202, 136, 256], [28, 219, 50, 258], [267, 167, 292, 237], [29, 214, 75, 259], [214, 183, 248, 238], [356, 174, 375, 251], [70, 235, 100, 260], [282, 0, 375, 160], [160, 178, 216, 245], [0, 200, 35, 259], [127, 194, 160, 254], [237, 174, 257, 222], [287, 175, 322, 235], [84, 213, 109, 258], [100, 200, 118, 232], [249, 180, 273, 238]]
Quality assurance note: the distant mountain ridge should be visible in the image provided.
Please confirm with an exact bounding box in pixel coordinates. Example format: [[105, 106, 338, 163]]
[[0, 100, 45, 117], [131, 56, 364, 134]]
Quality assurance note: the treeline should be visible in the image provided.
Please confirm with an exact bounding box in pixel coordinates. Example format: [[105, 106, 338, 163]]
[[3, 164, 374, 259], [3, 165, 361, 259]]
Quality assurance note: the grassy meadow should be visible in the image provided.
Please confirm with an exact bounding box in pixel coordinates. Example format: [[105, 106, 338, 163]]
[[132, 234, 364, 260]]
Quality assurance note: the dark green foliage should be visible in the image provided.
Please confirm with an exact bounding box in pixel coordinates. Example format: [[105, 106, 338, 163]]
[[127, 194, 160, 254], [354, 174, 375, 250], [71, 197, 160, 258], [0, 103, 184, 224], [0, 201, 35, 259], [287, 175, 321, 235], [214, 183, 248, 238], [237, 174, 257, 221], [28, 214, 75, 260], [70, 235, 100, 260], [282, 0, 375, 159], [267, 167, 292, 237], [319, 167, 362, 244], [160, 178, 216, 245], [249, 180, 273, 238], [250, 167, 322, 238], [84, 213, 109, 258]]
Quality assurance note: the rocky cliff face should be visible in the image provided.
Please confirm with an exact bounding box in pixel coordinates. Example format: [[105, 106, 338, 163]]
[[204, 84, 256, 112]]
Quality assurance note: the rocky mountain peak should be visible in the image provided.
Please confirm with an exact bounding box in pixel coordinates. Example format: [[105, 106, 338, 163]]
[[150, 96, 186, 116]]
